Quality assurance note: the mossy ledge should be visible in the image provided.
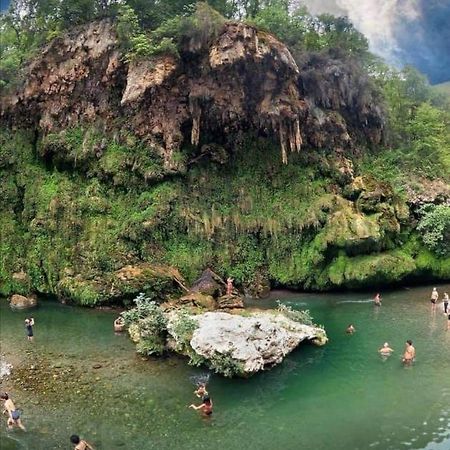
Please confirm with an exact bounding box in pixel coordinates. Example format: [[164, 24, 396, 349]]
[[1, 18, 449, 306]]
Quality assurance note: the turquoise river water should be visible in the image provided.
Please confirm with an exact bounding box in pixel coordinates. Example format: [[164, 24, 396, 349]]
[[0, 284, 449, 450]]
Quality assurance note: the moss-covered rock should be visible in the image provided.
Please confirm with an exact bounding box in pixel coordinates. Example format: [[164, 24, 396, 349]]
[[57, 263, 184, 305]]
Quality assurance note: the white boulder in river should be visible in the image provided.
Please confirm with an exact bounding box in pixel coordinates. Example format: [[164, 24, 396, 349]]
[[178, 311, 327, 376]]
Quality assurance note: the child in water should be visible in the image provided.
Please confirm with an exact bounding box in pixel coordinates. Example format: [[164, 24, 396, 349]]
[[24, 318, 34, 341], [194, 383, 208, 398], [70, 434, 94, 450], [1, 393, 26, 431]]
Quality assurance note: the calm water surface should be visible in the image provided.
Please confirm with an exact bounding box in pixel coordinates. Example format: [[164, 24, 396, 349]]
[[1, 284, 449, 450]]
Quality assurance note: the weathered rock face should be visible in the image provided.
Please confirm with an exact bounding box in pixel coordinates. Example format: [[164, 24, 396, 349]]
[[1, 20, 384, 170], [9, 294, 37, 309], [190, 268, 224, 297], [188, 311, 327, 376], [57, 263, 185, 305]]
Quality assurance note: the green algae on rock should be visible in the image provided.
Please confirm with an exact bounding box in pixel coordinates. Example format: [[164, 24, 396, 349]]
[[0, 15, 449, 305]]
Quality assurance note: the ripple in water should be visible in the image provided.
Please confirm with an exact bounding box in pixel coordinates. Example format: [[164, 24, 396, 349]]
[[0, 356, 13, 378]]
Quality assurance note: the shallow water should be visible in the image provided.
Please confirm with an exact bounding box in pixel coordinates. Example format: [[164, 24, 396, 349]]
[[1, 284, 449, 450]]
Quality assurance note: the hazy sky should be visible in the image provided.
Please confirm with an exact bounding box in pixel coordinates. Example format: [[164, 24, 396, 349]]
[[302, 0, 450, 84]]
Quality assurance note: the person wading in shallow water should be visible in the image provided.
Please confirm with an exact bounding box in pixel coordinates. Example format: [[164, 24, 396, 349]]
[[1, 393, 26, 431], [189, 395, 213, 417], [70, 434, 94, 450], [443, 292, 449, 314], [378, 342, 394, 356], [24, 318, 34, 341], [430, 287, 439, 310], [402, 340, 415, 365], [374, 293, 382, 306]]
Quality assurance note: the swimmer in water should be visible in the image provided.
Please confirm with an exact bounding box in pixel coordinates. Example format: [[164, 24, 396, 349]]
[[378, 342, 394, 356], [374, 293, 382, 306], [189, 395, 213, 417], [70, 434, 94, 450], [194, 383, 208, 398], [346, 324, 355, 334], [1, 393, 26, 431], [402, 340, 415, 365]]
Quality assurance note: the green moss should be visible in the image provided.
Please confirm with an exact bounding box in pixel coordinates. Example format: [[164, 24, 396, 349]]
[[325, 251, 417, 288], [1, 126, 449, 303]]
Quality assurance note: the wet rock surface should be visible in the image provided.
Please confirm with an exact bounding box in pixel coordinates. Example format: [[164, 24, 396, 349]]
[[9, 294, 37, 309]]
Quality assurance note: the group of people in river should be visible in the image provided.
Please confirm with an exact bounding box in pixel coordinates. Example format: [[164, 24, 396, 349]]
[[2, 285, 449, 446], [346, 287, 449, 366]]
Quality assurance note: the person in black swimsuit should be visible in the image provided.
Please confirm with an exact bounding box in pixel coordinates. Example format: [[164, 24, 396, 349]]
[[443, 293, 449, 314], [24, 318, 34, 341]]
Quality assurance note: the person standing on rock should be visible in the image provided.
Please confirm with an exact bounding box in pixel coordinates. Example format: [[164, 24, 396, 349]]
[[70, 434, 94, 450], [226, 277, 234, 296], [24, 318, 34, 341], [1, 393, 26, 431], [430, 287, 439, 310]]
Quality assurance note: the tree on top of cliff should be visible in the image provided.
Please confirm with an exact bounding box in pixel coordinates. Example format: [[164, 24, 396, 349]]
[[0, 0, 371, 89]]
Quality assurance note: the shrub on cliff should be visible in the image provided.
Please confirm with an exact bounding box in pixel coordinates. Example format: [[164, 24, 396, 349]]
[[121, 294, 168, 355], [417, 205, 450, 257]]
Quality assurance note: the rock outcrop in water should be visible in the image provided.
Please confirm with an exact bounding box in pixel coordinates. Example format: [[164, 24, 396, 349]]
[[127, 306, 327, 377], [9, 294, 37, 309], [183, 311, 326, 376]]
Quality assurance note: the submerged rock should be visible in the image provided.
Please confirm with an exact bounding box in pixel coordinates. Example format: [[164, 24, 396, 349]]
[[9, 293, 37, 309]]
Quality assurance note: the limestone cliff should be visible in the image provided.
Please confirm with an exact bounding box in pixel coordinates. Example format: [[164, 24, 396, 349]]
[[1, 20, 383, 169], [0, 19, 448, 305]]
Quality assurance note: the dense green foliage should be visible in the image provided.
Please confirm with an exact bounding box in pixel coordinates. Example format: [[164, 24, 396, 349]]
[[1, 0, 369, 88], [276, 302, 314, 326], [0, 1, 449, 304], [121, 294, 168, 355], [1, 124, 448, 303], [417, 205, 450, 257]]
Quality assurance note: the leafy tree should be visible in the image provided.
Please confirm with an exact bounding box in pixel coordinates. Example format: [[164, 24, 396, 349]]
[[417, 205, 450, 256]]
